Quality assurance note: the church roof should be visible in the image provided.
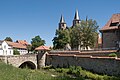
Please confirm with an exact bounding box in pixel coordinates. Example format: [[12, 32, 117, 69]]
[[100, 13, 120, 31], [74, 9, 80, 20], [60, 15, 65, 23]]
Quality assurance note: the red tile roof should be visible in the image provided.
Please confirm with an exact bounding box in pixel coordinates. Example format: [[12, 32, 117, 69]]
[[35, 46, 50, 51], [100, 13, 120, 31], [16, 40, 29, 45], [6, 41, 27, 49]]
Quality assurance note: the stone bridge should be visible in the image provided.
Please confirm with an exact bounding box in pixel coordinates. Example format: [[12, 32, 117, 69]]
[[0, 54, 38, 69]]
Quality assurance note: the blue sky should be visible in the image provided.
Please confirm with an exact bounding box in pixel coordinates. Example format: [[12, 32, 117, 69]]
[[0, 0, 120, 46]]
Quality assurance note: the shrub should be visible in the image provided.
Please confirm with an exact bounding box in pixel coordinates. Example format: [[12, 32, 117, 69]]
[[108, 53, 117, 57], [13, 49, 20, 55]]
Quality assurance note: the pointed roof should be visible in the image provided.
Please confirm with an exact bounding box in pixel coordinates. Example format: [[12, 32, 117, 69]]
[[74, 9, 80, 20], [35, 46, 50, 51], [60, 15, 65, 23], [100, 13, 120, 31]]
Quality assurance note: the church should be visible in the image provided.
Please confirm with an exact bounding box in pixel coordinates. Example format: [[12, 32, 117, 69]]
[[58, 10, 81, 30], [57, 10, 92, 50]]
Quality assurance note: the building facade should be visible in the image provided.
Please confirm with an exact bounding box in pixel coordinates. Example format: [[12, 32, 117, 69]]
[[0, 41, 28, 55], [100, 13, 120, 49]]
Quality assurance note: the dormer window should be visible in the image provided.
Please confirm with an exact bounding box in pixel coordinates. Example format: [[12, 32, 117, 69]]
[[110, 22, 119, 27]]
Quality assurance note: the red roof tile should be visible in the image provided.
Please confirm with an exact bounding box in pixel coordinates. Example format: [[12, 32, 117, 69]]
[[100, 13, 120, 31], [6, 41, 27, 49], [35, 46, 50, 51], [16, 40, 29, 45]]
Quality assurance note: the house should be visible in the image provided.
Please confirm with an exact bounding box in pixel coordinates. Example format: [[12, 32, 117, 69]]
[[0, 40, 28, 55], [100, 13, 120, 50], [16, 40, 29, 46]]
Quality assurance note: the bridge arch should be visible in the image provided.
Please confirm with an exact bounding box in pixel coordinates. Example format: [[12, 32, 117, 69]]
[[19, 61, 36, 69]]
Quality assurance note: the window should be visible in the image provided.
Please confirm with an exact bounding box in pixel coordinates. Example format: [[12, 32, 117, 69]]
[[110, 22, 119, 27], [4, 45, 6, 49], [10, 51, 11, 54]]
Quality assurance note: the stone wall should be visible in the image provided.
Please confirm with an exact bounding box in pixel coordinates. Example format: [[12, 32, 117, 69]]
[[46, 54, 120, 76], [102, 30, 119, 49], [0, 54, 37, 69]]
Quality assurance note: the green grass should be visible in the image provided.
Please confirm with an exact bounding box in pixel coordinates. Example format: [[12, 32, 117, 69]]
[[44, 66, 120, 80], [0, 62, 83, 80], [0, 62, 120, 80]]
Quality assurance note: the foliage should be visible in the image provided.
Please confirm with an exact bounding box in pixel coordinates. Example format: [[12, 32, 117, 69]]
[[31, 35, 45, 51], [4, 37, 13, 42], [53, 19, 99, 50], [0, 62, 83, 80], [13, 49, 20, 55], [53, 29, 70, 49], [50, 66, 120, 80], [109, 53, 117, 57], [70, 19, 99, 50], [70, 24, 82, 50], [26, 44, 32, 53], [0, 62, 119, 80]]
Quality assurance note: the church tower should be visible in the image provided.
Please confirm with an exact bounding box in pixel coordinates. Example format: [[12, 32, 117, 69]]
[[59, 15, 67, 30], [73, 9, 80, 26]]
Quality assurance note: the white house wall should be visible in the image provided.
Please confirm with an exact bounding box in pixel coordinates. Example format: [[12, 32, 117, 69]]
[[1, 41, 13, 55]]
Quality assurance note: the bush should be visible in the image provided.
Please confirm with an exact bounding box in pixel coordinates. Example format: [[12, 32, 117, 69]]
[[108, 53, 117, 57], [13, 49, 20, 55]]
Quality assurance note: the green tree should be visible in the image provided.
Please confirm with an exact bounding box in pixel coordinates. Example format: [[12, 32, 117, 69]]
[[4, 37, 13, 42], [53, 29, 70, 49], [26, 45, 32, 53], [31, 35, 45, 51], [70, 19, 99, 50], [70, 24, 82, 50], [13, 49, 20, 55]]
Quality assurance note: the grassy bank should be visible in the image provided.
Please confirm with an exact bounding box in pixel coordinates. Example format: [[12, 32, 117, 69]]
[[0, 62, 120, 80], [0, 62, 82, 80]]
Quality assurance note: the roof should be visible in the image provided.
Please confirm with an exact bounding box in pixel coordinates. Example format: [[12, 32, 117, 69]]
[[6, 41, 27, 49], [0, 40, 3, 45], [74, 9, 80, 20], [60, 15, 65, 23], [35, 46, 50, 51], [100, 13, 120, 31], [16, 40, 29, 45]]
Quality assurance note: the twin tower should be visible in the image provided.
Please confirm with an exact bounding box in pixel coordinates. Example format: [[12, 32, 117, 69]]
[[59, 10, 81, 30]]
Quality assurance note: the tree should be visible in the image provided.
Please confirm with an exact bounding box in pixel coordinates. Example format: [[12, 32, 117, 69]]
[[53, 29, 70, 49], [70, 24, 82, 50], [70, 19, 99, 50], [13, 49, 20, 55], [4, 37, 13, 42], [31, 35, 45, 51], [26, 44, 32, 53]]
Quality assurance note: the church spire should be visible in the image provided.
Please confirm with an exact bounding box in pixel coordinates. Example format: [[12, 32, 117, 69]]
[[74, 9, 79, 20], [73, 9, 80, 26], [60, 15, 65, 23], [59, 15, 67, 30]]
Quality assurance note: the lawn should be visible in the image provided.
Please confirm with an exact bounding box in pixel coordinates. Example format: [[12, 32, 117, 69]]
[[0, 62, 119, 80]]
